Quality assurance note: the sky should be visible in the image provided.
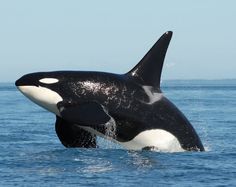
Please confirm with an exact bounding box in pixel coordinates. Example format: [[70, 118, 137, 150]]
[[0, 1, 236, 82]]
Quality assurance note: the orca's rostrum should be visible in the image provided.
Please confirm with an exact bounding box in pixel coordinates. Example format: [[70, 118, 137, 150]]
[[15, 31, 204, 152]]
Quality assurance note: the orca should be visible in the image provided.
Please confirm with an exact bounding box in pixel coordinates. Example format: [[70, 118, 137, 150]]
[[15, 31, 204, 152]]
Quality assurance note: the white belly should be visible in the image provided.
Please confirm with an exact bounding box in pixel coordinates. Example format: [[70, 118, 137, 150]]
[[81, 125, 184, 152], [120, 129, 184, 152]]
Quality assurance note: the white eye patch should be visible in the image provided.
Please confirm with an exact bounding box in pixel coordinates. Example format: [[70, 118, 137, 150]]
[[39, 78, 59, 84]]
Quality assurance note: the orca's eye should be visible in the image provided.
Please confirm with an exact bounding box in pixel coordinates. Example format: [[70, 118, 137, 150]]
[[39, 78, 59, 84]]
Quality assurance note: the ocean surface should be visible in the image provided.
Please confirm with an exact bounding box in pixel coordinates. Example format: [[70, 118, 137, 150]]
[[0, 80, 235, 186]]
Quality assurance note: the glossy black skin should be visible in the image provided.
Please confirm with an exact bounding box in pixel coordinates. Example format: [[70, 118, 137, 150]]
[[16, 71, 205, 151]]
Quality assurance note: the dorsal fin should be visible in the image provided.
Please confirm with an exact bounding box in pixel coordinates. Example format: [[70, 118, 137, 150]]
[[127, 31, 172, 88]]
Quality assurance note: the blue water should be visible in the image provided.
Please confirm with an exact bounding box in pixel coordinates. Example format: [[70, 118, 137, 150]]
[[0, 80, 236, 186]]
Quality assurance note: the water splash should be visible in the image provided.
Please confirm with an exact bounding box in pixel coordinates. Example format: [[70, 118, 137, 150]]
[[104, 116, 117, 140], [97, 116, 122, 149]]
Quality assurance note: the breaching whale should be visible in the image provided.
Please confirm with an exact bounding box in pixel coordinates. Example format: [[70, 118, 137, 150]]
[[15, 31, 204, 152]]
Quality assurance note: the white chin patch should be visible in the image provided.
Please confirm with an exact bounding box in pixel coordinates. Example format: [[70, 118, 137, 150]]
[[120, 129, 184, 152], [39, 78, 59, 84], [18, 86, 62, 116]]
